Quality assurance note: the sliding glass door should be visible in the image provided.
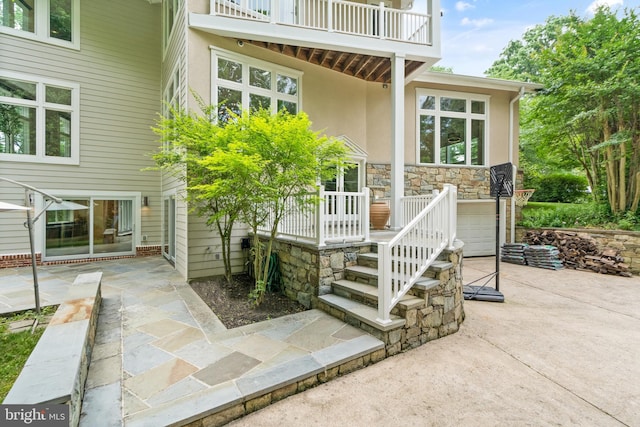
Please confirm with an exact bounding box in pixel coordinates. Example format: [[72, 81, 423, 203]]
[[44, 197, 135, 259]]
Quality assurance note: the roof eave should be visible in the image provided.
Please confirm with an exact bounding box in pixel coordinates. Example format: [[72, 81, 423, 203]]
[[413, 71, 543, 92]]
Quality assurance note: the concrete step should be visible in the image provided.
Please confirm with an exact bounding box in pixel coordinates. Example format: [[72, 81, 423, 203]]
[[318, 294, 405, 332]]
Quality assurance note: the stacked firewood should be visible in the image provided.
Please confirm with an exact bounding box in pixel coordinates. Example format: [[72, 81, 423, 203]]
[[522, 230, 632, 277]]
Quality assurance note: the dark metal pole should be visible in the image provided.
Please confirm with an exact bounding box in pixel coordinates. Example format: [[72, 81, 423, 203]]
[[495, 190, 500, 292], [25, 209, 41, 315]]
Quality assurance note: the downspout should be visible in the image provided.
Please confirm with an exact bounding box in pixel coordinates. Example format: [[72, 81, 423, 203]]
[[509, 87, 525, 243]]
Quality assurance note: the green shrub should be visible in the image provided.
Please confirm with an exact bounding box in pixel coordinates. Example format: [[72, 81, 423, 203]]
[[520, 202, 640, 231], [527, 173, 588, 203]]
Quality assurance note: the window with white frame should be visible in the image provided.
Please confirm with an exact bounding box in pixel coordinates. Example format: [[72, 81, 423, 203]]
[[0, 0, 79, 48], [212, 49, 302, 123], [163, 0, 182, 51], [162, 66, 180, 150], [0, 71, 79, 164], [417, 89, 489, 166]]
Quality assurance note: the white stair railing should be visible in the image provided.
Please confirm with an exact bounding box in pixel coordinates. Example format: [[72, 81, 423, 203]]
[[401, 192, 436, 227], [377, 184, 457, 325]]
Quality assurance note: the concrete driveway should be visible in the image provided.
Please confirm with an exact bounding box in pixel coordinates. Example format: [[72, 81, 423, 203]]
[[229, 257, 640, 427]]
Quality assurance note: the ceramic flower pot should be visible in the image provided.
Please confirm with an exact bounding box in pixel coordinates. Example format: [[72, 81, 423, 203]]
[[370, 201, 390, 230]]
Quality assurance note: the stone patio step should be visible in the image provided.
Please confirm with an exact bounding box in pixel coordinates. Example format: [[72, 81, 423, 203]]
[[332, 279, 424, 311], [318, 293, 405, 332]]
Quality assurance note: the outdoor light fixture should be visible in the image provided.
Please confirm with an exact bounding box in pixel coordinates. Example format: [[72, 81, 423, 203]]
[[142, 196, 149, 207]]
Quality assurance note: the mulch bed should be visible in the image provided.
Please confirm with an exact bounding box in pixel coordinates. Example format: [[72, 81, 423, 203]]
[[189, 274, 307, 329]]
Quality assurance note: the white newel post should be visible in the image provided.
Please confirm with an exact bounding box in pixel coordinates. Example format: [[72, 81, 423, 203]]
[[377, 242, 392, 324], [271, 0, 278, 23], [445, 184, 457, 249], [363, 187, 370, 241], [390, 53, 405, 229], [317, 185, 325, 246]]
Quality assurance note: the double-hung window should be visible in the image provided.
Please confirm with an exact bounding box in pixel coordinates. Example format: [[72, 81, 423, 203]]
[[0, 71, 79, 164], [0, 0, 79, 48], [211, 48, 302, 123], [417, 89, 489, 166]]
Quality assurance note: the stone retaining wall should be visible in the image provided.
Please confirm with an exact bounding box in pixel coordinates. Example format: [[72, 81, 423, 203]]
[[515, 227, 640, 275]]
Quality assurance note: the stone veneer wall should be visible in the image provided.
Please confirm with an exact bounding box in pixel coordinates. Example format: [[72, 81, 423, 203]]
[[261, 236, 466, 357], [268, 238, 371, 308], [516, 227, 640, 275], [367, 163, 516, 241]]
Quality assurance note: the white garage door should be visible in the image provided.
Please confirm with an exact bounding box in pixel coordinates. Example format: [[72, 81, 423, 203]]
[[457, 201, 505, 257]]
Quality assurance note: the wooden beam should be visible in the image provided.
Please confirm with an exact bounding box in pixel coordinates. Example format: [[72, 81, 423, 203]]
[[364, 58, 386, 81], [342, 54, 360, 74], [330, 52, 347, 70], [354, 56, 373, 79], [319, 50, 332, 66]]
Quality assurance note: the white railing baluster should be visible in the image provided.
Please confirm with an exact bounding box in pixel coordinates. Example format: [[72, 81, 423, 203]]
[[376, 185, 456, 324], [211, 0, 431, 44]]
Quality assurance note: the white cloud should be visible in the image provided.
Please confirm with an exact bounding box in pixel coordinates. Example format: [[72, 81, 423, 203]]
[[461, 17, 494, 28], [587, 0, 624, 14], [455, 1, 475, 12]]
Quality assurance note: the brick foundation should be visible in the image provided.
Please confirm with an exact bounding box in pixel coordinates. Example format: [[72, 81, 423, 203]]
[[0, 245, 162, 269]]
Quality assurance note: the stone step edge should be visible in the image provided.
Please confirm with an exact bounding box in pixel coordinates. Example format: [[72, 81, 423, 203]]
[[332, 279, 425, 310], [124, 333, 385, 427], [350, 259, 454, 275], [318, 294, 405, 332]]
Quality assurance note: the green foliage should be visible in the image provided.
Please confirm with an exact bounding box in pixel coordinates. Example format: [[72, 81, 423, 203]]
[[152, 103, 350, 303], [527, 172, 588, 203], [520, 202, 640, 231], [232, 109, 350, 303], [429, 66, 454, 73], [488, 6, 640, 215], [0, 308, 55, 400]]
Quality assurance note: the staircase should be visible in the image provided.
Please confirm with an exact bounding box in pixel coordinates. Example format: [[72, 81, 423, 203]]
[[317, 243, 465, 357]]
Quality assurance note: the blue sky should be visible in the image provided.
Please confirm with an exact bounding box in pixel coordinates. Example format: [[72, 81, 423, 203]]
[[424, 0, 640, 77]]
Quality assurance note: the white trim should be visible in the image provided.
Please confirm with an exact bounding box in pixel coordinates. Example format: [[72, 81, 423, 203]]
[[162, 0, 184, 57], [36, 190, 142, 261], [0, 70, 80, 165], [162, 189, 177, 264], [415, 88, 490, 167], [209, 46, 303, 118], [0, 0, 80, 49], [415, 71, 543, 92]]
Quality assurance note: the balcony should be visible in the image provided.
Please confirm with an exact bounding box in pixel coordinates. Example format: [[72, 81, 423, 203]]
[[211, 0, 433, 45], [191, 0, 441, 79]]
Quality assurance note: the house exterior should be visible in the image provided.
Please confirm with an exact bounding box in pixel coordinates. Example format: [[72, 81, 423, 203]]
[[0, 0, 540, 281]]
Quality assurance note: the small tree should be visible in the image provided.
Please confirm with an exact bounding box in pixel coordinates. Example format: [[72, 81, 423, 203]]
[[226, 109, 350, 304], [152, 102, 253, 284], [152, 105, 351, 303]]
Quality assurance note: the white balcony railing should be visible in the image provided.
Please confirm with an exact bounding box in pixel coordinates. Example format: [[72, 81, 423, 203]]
[[256, 186, 370, 246], [377, 184, 457, 324], [211, 0, 432, 45]]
